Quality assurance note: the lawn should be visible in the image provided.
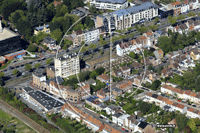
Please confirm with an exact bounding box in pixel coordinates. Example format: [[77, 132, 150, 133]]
[[0, 109, 35, 133]]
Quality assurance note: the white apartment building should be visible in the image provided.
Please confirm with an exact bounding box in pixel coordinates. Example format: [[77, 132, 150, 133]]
[[111, 2, 158, 30], [90, 0, 128, 10], [84, 28, 100, 44], [54, 53, 80, 78]]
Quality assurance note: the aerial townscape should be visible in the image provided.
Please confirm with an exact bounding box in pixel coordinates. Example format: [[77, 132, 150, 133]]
[[1, 0, 200, 133]]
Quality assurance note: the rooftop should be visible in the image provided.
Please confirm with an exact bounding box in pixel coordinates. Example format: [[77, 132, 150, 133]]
[[96, 0, 127, 4], [33, 69, 44, 78], [23, 87, 34, 92], [0, 28, 20, 41], [0, 56, 6, 62], [86, 54, 118, 66], [35, 24, 49, 31], [113, 2, 157, 17], [28, 90, 64, 111], [4, 50, 26, 57]]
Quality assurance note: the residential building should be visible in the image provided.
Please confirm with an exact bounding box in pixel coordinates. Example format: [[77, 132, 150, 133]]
[[54, 53, 80, 78], [112, 66, 131, 77], [118, 114, 130, 127], [84, 28, 100, 44], [71, 7, 90, 17], [96, 2, 158, 30], [154, 49, 164, 59], [32, 69, 46, 89], [90, 0, 128, 10], [190, 49, 200, 60], [46, 66, 55, 78], [43, 37, 60, 50], [53, 1, 63, 7], [167, 1, 189, 16], [97, 73, 112, 83], [34, 24, 50, 35], [129, 61, 143, 70], [105, 105, 123, 115]]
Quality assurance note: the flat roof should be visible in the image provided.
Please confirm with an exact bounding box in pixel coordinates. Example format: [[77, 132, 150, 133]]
[[113, 2, 157, 17], [4, 50, 26, 57], [86, 53, 119, 66], [23, 87, 34, 92], [0, 56, 6, 62], [28, 90, 64, 111], [96, 0, 127, 4], [0, 28, 19, 41]]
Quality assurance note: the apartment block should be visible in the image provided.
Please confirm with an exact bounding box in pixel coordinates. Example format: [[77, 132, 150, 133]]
[[90, 0, 128, 10], [54, 53, 80, 78]]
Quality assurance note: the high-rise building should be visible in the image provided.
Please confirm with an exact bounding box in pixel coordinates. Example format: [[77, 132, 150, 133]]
[[54, 53, 80, 78]]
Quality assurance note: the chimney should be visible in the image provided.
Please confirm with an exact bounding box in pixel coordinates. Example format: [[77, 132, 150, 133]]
[[0, 20, 3, 33]]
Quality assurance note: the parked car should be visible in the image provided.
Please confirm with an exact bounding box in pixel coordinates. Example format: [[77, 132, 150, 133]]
[[177, 100, 181, 102]]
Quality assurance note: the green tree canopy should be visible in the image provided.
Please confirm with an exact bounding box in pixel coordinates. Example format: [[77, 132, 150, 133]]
[[25, 64, 32, 71], [13, 69, 19, 75], [50, 28, 63, 44], [34, 63, 41, 69], [176, 113, 188, 131], [0, 72, 4, 78], [46, 59, 52, 65]]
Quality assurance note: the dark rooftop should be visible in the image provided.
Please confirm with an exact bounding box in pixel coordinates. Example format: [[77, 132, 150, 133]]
[[23, 87, 34, 92], [28, 90, 64, 111], [138, 121, 148, 129], [33, 69, 44, 77]]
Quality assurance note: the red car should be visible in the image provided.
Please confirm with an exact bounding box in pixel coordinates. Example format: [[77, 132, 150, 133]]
[[121, 128, 125, 131], [177, 100, 181, 102]]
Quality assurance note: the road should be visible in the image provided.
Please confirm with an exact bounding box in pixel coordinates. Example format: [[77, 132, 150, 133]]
[[0, 99, 50, 133]]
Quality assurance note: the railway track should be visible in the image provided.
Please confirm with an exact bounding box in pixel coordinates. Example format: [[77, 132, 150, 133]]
[[0, 99, 50, 133]]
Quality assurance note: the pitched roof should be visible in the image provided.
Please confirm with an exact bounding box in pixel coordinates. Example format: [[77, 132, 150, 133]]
[[184, 90, 191, 95], [157, 95, 164, 101], [187, 107, 194, 112], [146, 92, 153, 97], [179, 24, 188, 30], [130, 62, 143, 68], [120, 66, 130, 71], [166, 99, 173, 105], [146, 31, 154, 36], [183, 0, 188, 4], [176, 103, 185, 109], [158, 49, 163, 54], [98, 74, 110, 81], [118, 81, 132, 90], [171, 1, 181, 6]]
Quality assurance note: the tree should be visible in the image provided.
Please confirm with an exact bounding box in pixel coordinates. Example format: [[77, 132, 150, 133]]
[[176, 114, 188, 131], [25, 64, 32, 71], [81, 41, 85, 45], [50, 28, 63, 44], [151, 80, 161, 90], [90, 71, 98, 79], [168, 16, 177, 25], [89, 44, 97, 49], [155, 17, 159, 23], [89, 5, 97, 15], [129, 52, 136, 59], [38, 48, 41, 53], [27, 44, 38, 52], [34, 63, 41, 69], [13, 69, 19, 75], [0, 72, 4, 78], [187, 119, 197, 132], [46, 59, 52, 65], [188, 11, 196, 17], [177, 14, 185, 20]]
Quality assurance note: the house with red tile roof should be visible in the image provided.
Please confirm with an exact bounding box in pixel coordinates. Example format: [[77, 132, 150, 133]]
[[97, 74, 112, 83]]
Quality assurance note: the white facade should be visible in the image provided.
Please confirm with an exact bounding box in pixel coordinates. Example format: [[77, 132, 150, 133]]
[[54, 53, 80, 78], [118, 114, 130, 127], [90, 0, 128, 10], [84, 28, 100, 44]]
